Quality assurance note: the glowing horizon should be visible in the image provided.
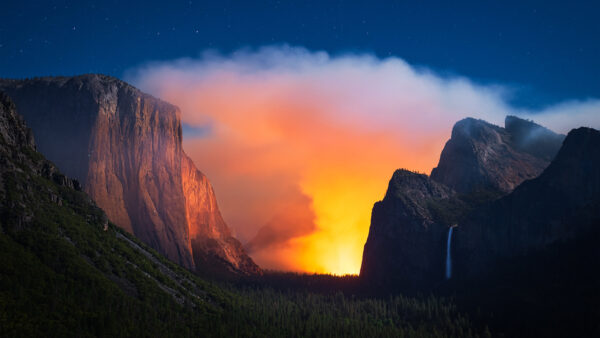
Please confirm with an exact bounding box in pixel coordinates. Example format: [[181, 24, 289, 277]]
[[130, 46, 600, 274]]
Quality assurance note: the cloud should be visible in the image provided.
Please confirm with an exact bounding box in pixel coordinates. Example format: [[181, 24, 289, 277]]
[[127, 45, 600, 274], [525, 99, 600, 131]]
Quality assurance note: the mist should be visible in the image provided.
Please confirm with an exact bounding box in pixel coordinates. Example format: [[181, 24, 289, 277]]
[[127, 45, 600, 274]]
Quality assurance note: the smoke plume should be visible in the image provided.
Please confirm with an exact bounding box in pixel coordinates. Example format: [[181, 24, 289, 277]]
[[128, 45, 600, 274]]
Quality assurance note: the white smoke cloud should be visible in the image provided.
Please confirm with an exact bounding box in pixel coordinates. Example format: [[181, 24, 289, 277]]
[[126, 45, 600, 273], [129, 45, 600, 134], [524, 99, 600, 132]]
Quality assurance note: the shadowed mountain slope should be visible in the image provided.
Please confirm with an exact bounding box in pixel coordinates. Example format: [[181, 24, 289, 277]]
[[0, 91, 483, 337]]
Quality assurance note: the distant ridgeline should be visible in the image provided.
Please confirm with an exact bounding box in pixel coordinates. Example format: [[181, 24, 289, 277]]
[[360, 115, 600, 336]]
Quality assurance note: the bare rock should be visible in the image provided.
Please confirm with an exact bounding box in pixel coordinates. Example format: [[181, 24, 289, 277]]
[[431, 117, 564, 194], [0, 75, 259, 275]]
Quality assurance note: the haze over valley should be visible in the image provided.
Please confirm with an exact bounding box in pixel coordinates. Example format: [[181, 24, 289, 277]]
[[2, 1, 599, 337]]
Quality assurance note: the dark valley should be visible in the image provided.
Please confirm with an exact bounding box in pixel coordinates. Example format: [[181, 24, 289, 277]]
[[1, 75, 598, 337], [3, 2, 599, 337]]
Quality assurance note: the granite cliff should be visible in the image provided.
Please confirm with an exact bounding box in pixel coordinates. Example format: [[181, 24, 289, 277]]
[[453, 127, 600, 279], [181, 154, 261, 275], [0, 75, 259, 275], [360, 116, 598, 293], [430, 116, 564, 194], [359, 169, 454, 291], [0, 92, 242, 335]]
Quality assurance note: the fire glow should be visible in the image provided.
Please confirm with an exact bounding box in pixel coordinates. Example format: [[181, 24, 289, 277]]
[[130, 46, 600, 274]]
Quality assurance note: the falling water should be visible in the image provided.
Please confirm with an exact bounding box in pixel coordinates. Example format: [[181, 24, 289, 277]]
[[445, 227, 453, 280]]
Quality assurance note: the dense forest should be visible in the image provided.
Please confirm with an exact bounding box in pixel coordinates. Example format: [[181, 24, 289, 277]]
[[0, 149, 484, 337], [2, 92, 597, 337], [1, 139, 596, 337]]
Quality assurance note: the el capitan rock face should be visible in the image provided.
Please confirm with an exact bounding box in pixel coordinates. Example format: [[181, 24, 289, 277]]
[[0, 75, 259, 275], [182, 154, 261, 275], [430, 116, 564, 194]]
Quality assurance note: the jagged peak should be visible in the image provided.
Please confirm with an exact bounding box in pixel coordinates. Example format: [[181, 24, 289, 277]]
[[504, 115, 565, 161], [432, 115, 563, 194], [385, 169, 452, 201], [389, 169, 430, 189], [505, 115, 539, 129], [0, 92, 35, 149], [505, 115, 561, 140], [450, 117, 503, 141], [392, 168, 427, 178], [0, 91, 17, 111]]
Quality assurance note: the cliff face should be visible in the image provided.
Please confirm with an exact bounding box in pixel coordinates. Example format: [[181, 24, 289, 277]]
[[453, 127, 600, 279], [504, 115, 566, 161], [0, 75, 259, 275], [0, 91, 36, 159], [0, 92, 235, 336], [181, 154, 261, 275], [360, 169, 454, 291], [360, 115, 597, 293], [430, 117, 564, 194]]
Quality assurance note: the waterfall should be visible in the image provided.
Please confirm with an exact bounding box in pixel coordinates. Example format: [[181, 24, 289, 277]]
[[445, 227, 453, 280]]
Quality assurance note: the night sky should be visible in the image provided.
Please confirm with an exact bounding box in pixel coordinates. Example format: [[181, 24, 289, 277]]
[[1, 0, 599, 108]]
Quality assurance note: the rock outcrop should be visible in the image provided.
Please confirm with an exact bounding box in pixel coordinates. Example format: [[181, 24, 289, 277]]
[[182, 154, 261, 275], [360, 115, 597, 293], [453, 127, 600, 279], [0, 75, 259, 275], [360, 169, 455, 291], [504, 115, 565, 161], [430, 116, 564, 194], [0, 91, 36, 157], [0, 91, 92, 229], [0, 92, 237, 336]]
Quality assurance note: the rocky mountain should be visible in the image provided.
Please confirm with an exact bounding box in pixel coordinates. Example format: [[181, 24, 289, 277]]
[[0, 89, 481, 338], [430, 116, 564, 194], [453, 127, 600, 279], [181, 154, 261, 275], [0, 75, 259, 275], [360, 115, 598, 294], [0, 91, 221, 335], [504, 115, 566, 161], [360, 170, 454, 291]]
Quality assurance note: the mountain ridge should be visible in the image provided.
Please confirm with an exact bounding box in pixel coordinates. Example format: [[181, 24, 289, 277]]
[[431, 116, 564, 194], [453, 126, 600, 278], [0, 74, 259, 275], [360, 115, 596, 294]]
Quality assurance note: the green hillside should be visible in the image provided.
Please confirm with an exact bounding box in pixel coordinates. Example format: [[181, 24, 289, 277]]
[[0, 93, 481, 337]]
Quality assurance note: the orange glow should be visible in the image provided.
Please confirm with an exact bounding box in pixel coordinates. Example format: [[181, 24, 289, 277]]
[[131, 49, 489, 274], [175, 85, 447, 274]]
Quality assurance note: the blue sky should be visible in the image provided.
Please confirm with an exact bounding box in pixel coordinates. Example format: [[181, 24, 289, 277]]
[[1, 0, 599, 108]]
